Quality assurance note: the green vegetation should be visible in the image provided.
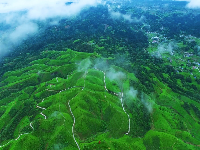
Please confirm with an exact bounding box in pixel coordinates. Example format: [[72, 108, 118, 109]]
[[0, 48, 200, 150], [0, 1, 200, 149]]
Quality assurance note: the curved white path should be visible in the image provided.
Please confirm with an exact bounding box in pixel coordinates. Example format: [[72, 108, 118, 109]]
[[96, 68, 131, 135], [68, 99, 80, 150], [120, 92, 130, 135], [0, 68, 131, 149]]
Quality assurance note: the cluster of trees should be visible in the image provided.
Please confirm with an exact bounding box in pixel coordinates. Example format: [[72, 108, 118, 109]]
[[0, 1, 199, 105]]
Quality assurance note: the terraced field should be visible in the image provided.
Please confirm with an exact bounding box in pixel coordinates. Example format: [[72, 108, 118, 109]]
[[0, 49, 200, 150]]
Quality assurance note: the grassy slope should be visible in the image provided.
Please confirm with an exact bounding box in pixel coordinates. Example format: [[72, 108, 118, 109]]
[[0, 49, 200, 150]]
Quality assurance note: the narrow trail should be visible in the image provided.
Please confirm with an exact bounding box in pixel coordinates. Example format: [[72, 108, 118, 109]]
[[0, 69, 131, 149], [68, 98, 81, 150], [119, 92, 130, 135], [67, 71, 88, 150], [0, 96, 47, 148], [103, 69, 130, 135], [97, 68, 131, 135]]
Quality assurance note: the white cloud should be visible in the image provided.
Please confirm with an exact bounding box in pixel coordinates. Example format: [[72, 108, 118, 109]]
[[26, 0, 100, 20], [106, 68, 126, 89], [126, 87, 138, 99], [107, 68, 126, 83], [0, 0, 102, 59], [110, 11, 122, 19], [77, 58, 92, 72], [9, 22, 38, 44], [109, 10, 145, 23], [0, 0, 100, 15], [0, 0, 101, 21], [94, 58, 109, 71], [152, 42, 176, 58], [175, 0, 200, 9], [187, 0, 200, 8], [141, 93, 153, 113]]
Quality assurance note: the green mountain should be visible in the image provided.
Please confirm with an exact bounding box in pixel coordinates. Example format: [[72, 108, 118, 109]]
[[1, 1, 200, 150], [0, 48, 200, 150]]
